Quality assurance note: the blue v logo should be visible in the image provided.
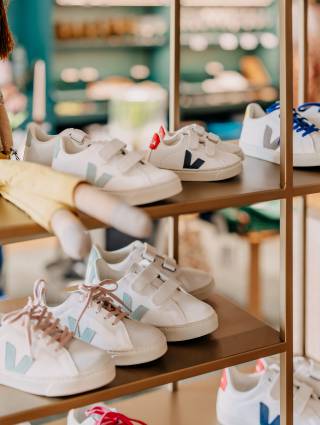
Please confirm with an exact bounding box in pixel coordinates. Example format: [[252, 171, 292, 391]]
[[67, 316, 96, 344], [260, 403, 280, 425], [5, 342, 34, 374]]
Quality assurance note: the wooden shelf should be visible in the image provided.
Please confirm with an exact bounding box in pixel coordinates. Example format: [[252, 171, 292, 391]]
[[0, 294, 284, 425], [45, 373, 223, 425], [0, 157, 283, 244], [2, 157, 320, 245], [293, 167, 320, 196]]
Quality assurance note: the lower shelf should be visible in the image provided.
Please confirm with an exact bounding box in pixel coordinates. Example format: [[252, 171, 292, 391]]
[[0, 294, 285, 424], [47, 373, 222, 425]]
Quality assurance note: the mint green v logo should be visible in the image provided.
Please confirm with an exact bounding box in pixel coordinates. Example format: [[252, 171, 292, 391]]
[[5, 342, 34, 374], [123, 293, 149, 321], [67, 316, 96, 344], [86, 163, 112, 188]]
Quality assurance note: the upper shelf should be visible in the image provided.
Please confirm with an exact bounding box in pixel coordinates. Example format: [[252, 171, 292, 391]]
[[0, 293, 284, 425], [1, 157, 320, 244], [0, 157, 282, 244]]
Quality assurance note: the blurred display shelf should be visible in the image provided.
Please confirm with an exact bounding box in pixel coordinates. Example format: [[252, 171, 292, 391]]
[[55, 0, 273, 7], [55, 36, 167, 51], [180, 89, 278, 113], [181, 32, 274, 47], [0, 294, 283, 425], [45, 373, 222, 425], [55, 0, 169, 6]]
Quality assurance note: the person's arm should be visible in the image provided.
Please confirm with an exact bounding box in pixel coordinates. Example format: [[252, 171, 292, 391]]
[[0, 91, 13, 155]]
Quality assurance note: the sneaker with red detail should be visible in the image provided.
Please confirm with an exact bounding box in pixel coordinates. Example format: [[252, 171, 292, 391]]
[[68, 403, 147, 425], [147, 125, 242, 181]]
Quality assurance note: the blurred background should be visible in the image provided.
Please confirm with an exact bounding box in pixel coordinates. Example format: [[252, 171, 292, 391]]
[[2, 0, 320, 357], [2, 0, 282, 146]]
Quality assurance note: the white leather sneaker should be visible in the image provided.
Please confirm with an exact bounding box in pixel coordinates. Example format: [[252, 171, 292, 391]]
[[50, 280, 168, 366], [52, 136, 182, 205], [217, 365, 320, 425], [87, 242, 214, 300], [158, 124, 244, 159], [23, 123, 91, 165], [240, 102, 320, 167], [147, 125, 242, 181], [85, 245, 218, 342], [68, 403, 146, 425], [0, 279, 115, 396]]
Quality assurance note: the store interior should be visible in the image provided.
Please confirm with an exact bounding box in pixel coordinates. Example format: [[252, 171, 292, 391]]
[[1, 0, 320, 424]]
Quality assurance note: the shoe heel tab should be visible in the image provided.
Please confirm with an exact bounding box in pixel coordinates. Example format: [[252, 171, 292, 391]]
[[85, 245, 103, 283], [219, 369, 229, 391], [244, 103, 265, 120], [149, 133, 161, 150], [159, 125, 166, 140]]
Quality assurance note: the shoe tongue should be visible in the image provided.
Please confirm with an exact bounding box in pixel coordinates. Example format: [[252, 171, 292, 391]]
[[60, 128, 90, 146]]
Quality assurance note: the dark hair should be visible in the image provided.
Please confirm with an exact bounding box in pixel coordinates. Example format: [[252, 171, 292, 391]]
[[0, 0, 14, 60]]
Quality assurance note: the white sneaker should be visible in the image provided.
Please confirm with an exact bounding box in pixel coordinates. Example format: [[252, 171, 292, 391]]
[[68, 403, 146, 425], [217, 365, 320, 425], [85, 245, 218, 342], [297, 103, 320, 128], [147, 125, 242, 181], [0, 279, 115, 397], [52, 136, 182, 205], [294, 357, 320, 397], [158, 124, 244, 159], [87, 242, 214, 300], [23, 123, 91, 166], [240, 102, 320, 167], [258, 356, 320, 398], [50, 280, 168, 366]]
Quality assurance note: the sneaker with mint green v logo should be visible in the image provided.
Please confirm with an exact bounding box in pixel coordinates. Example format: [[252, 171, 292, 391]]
[[50, 280, 167, 366], [85, 244, 218, 342], [0, 279, 115, 396]]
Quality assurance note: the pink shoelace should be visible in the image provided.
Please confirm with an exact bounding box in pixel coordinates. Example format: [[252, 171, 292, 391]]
[[3, 279, 73, 356], [74, 280, 128, 334], [86, 406, 147, 425]]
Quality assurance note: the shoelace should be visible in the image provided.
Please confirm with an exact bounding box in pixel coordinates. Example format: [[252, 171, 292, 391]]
[[87, 406, 147, 425], [2, 279, 73, 357], [297, 102, 320, 113], [74, 280, 128, 333], [266, 102, 319, 137]]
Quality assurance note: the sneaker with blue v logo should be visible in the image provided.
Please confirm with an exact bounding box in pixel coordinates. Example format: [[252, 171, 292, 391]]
[[216, 365, 320, 425], [240, 102, 320, 167], [147, 124, 242, 181]]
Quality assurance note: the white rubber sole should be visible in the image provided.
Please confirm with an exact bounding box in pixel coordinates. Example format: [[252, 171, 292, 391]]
[[110, 177, 182, 206], [189, 280, 215, 300], [110, 338, 168, 366], [0, 361, 116, 397], [241, 141, 320, 167], [158, 312, 218, 342], [172, 162, 242, 182]]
